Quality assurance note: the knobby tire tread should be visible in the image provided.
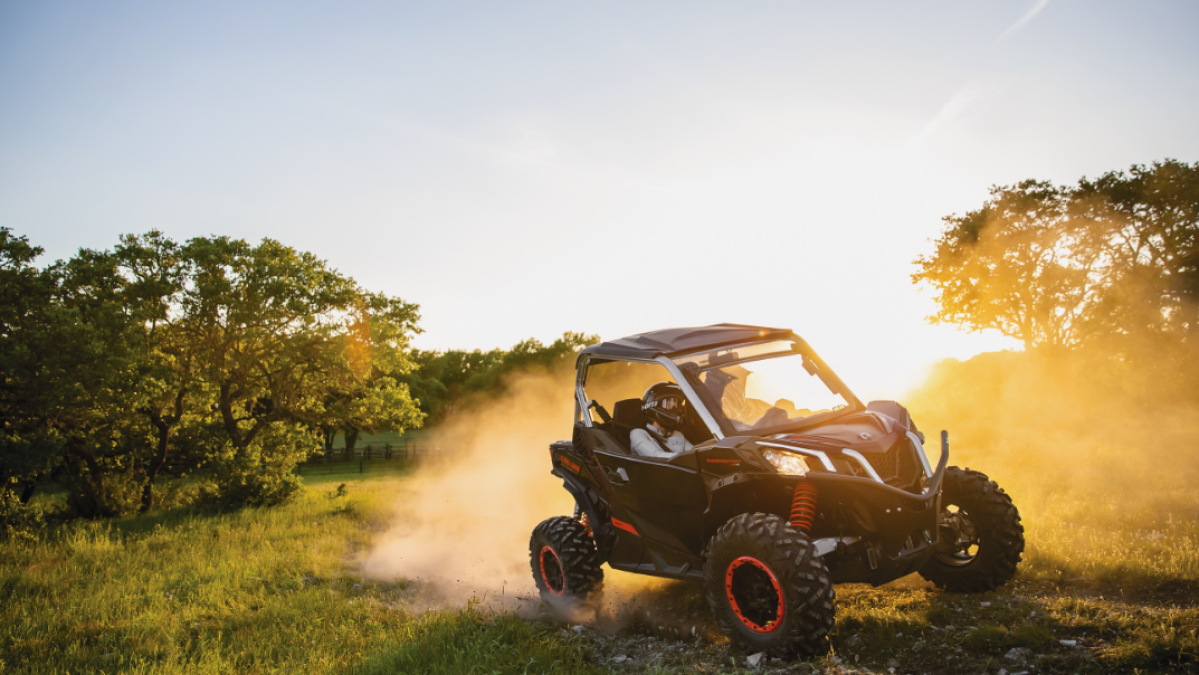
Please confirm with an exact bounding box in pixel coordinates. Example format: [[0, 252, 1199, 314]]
[[919, 466, 1025, 592], [703, 512, 835, 658], [529, 516, 604, 601]]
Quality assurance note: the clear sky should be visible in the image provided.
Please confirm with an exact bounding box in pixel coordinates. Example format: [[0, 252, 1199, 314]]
[[2, 1, 1197, 398]]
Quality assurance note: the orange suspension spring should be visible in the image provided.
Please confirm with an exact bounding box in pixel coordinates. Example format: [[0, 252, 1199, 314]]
[[579, 512, 593, 538], [789, 482, 818, 532]]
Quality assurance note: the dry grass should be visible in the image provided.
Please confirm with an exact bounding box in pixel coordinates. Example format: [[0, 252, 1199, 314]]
[[4, 352, 1198, 673]]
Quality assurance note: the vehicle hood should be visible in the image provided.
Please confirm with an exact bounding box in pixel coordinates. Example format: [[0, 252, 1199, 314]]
[[765, 411, 907, 454]]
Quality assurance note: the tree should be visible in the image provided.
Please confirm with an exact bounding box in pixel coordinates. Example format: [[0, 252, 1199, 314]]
[[0, 235, 176, 518], [180, 236, 423, 505], [47, 240, 193, 517], [0, 229, 64, 504], [396, 332, 598, 423], [110, 232, 195, 512], [1075, 160, 1199, 364], [4, 228, 427, 515], [316, 296, 426, 455], [915, 159, 1199, 393], [912, 180, 1106, 349]]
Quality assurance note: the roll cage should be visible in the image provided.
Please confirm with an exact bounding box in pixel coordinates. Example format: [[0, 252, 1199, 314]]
[[575, 333, 865, 442]]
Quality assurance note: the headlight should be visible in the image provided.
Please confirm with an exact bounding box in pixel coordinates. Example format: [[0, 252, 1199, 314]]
[[761, 448, 810, 476]]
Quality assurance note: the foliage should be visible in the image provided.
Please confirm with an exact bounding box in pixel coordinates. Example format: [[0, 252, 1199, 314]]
[[0, 488, 45, 543], [179, 235, 423, 505], [913, 159, 1199, 371], [398, 332, 598, 423], [0, 229, 68, 503], [35, 233, 198, 517], [197, 423, 311, 509], [1076, 160, 1199, 361], [912, 180, 1101, 348], [59, 471, 145, 520], [0, 229, 424, 515]]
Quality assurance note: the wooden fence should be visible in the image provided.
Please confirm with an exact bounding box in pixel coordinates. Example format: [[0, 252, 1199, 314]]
[[295, 441, 443, 476]]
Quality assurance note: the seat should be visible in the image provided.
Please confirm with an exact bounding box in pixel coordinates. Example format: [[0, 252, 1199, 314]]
[[611, 398, 648, 450]]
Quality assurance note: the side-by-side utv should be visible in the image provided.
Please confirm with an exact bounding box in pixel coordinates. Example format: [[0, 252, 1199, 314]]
[[529, 324, 1024, 657]]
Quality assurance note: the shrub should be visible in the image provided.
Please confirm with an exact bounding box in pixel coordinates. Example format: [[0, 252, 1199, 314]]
[[199, 461, 303, 509], [59, 472, 143, 518], [1, 489, 46, 542], [197, 424, 311, 509]]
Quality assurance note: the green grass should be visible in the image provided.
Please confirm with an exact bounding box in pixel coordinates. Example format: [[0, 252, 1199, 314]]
[[5, 462, 1199, 673], [0, 479, 598, 674]]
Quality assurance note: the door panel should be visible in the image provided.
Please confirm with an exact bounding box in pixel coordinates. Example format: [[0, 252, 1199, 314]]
[[593, 450, 708, 560]]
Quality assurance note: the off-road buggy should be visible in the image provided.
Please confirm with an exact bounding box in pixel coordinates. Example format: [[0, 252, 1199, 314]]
[[529, 324, 1024, 657]]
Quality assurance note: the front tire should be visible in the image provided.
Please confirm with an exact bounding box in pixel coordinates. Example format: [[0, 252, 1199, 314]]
[[704, 513, 835, 658], [529, 516, 603, 601], [918, 467, 1025, 592]]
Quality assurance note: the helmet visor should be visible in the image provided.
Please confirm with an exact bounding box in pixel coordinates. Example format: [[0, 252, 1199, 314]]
[[659, 396, 685, 412]]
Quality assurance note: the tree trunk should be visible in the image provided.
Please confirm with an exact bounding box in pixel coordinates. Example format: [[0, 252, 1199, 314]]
[[141, 389, 186, 513], [18, 476, 39, 504], [345, 428, 360, 455], [218, 383, 244, 449], [141, 423, 171, 513], [218, 382, 267, 453]]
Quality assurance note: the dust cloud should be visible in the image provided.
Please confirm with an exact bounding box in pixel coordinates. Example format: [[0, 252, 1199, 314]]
[[903, 346, 1199, 585], [904, 348, 1199, 494], [360, 365, 719, 635], [360, 368, 576, 607]]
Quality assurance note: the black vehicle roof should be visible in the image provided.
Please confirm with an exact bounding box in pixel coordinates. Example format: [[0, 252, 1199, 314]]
[[578, 323, 795, 361]]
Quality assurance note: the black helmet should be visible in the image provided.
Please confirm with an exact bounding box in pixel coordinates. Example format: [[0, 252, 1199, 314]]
[[642, 381, 687, 430]]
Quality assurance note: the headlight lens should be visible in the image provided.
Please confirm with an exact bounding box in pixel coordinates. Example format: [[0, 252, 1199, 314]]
[[761, 448, 810, 476]]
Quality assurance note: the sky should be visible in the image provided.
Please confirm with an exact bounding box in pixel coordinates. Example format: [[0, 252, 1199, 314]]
[[2, 0, 1197, 399]]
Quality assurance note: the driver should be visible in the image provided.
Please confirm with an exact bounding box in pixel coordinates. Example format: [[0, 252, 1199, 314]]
[[630, 382, 694, 458]]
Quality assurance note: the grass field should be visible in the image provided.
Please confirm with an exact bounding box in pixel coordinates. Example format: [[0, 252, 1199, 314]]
[[0, 474, 601, 675], [4, 464, 1197, 674], [6, 351, 1199, 675]]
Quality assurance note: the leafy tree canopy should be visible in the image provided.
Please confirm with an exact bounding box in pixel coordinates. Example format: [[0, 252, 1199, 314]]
[[914, 160, 1199, 375], [0, 229, 424, 515], [398, 332, 598, 424]]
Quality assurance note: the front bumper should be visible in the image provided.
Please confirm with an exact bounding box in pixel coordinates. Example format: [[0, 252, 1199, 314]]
[[776, 433, 950, 585]]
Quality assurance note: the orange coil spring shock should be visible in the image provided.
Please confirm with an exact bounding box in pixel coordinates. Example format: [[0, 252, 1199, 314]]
[[580, 512, 593, 538], [789, 482, 818, 532]]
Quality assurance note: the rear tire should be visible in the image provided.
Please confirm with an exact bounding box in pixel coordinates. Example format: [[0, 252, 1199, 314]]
[[918, 467, 1024, 592], [529, 516, 603, 601], [704, 513, 835, 658]]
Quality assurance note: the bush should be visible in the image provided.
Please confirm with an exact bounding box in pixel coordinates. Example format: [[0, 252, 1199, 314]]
[[197, 424, 311, 509], [1, 489, 46, 542], [59, 472, 143, 519], [149, 481, 197, 511], [199, 461, 303, 509]]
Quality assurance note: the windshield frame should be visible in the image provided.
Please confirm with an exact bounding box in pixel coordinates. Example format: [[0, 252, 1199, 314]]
[[670, 337, 863, 437]]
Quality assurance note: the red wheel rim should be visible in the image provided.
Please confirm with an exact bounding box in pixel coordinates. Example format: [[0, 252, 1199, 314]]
[[725, 556, 785, 633], [539, 545, 566, 597]]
